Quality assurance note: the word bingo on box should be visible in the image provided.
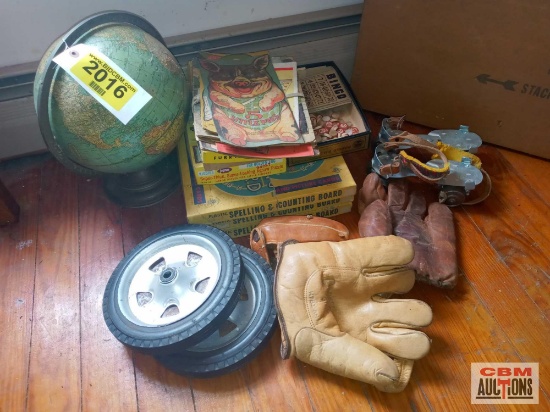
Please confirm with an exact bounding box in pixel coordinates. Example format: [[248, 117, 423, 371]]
[[289, 61, 371, 165]]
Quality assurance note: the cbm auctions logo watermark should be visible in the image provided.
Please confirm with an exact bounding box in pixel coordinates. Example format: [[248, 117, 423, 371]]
[[471, 363, 539, 404]]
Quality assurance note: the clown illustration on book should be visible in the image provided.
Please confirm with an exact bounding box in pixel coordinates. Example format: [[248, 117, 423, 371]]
[[198, 52, 303, 147]]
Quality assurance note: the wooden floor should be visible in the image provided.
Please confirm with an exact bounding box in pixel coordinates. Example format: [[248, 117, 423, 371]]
[[0, 112, 548, 411]]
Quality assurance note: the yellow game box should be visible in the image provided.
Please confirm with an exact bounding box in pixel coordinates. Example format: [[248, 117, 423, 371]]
[[178, 138, 357, 224], [191, 195, 355, 227]]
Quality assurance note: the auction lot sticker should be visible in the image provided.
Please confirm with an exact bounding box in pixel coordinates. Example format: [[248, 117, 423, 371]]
[[53, 44, 152, 124], [471, 363, 539, 404]]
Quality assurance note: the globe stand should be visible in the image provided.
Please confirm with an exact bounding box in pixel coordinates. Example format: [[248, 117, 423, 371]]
[[103, 150, 181, 208]]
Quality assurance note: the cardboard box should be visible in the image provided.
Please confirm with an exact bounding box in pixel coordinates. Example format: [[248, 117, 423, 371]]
[[351, 0, 550, 159], [289, 61, 370, 165]]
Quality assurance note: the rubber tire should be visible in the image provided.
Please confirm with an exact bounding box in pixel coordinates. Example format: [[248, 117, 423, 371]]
[[154, 246, 278, 377], [103, 224, 242, 355]]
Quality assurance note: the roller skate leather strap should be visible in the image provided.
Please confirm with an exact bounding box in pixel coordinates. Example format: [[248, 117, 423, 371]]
[[380, 132, 450, 183]]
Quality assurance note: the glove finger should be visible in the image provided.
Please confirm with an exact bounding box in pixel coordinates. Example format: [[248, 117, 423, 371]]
[[423, 202, 458, 288], [393, 212, 426, 242], [358, 173, 387, 214], [404, 191, 426, 216], [367, 327, 431, 360], [393, 216, 432, 280], [387, 179, 407, 212], [358, 199, 392, 237], [361, 268, 417, 297], [294, 328, 413, 393], [326, 237, 417, 296], [371, 297, 433, 328], [329, 235, 415, 272], [340, 297, 432, 344]]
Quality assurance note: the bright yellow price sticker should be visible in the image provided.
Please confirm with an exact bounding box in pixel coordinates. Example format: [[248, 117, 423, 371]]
[[71, 53, 137, 111], [54, 44, 151, 124]]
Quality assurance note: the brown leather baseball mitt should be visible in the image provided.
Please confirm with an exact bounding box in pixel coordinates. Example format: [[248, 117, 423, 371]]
[[250, 215, 349, 268], [358, 173, 458, 288]]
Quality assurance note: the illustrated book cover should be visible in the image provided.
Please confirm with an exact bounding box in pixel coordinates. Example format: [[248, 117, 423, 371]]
[[197, 51, 306, 148]]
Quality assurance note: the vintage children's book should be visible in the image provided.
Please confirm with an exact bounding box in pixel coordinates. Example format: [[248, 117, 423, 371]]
[[189, 73, 268, 168], [177, 137, 356, 224], [186, 123, 286, 185], [197, 51, 308, 148], [190, 64, 219, 143], [212, 140, 317, 159], [191, 55, 317, 160], [273, 61, 300, 124]]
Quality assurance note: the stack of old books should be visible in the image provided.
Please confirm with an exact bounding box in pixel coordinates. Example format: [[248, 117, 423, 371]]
[[177, 51, 359, 238], [184, 122, 287, 186], [190, 52, 318, 162]]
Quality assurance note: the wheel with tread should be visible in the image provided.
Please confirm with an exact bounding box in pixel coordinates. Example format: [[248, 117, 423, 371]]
[[102, 224, 242, 355], [155, 245, 278, 377]]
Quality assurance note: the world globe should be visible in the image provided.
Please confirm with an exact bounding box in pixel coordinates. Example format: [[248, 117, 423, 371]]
[[34, 11, 188, 207]]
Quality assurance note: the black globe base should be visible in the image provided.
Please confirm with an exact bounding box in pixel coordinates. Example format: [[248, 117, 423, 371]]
[[103, 151, 181, 208]]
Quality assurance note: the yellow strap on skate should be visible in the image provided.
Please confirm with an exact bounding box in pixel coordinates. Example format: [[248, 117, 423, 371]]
[[383, 132, 450, 183], [438, 142, 482, 169]]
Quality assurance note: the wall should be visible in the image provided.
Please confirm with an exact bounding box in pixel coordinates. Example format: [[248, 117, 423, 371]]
[[0, 1, 364, 159], [1, 0, 361, 68]]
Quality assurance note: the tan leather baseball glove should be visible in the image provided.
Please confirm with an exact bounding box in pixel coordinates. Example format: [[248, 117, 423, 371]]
[[275, 236, 433, 392], [358, 173, 458, 288]]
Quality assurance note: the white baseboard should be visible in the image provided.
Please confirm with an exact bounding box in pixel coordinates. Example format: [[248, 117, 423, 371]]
[[0, 97, 46, 160], [0, 6, 361, 160]]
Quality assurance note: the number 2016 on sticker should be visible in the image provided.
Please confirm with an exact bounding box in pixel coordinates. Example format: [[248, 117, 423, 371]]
[[71, 55, 135, 111], [53, 44, 152, 124]]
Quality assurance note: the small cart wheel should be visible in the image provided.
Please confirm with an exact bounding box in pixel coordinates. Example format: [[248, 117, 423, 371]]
[[103, 224, 242, 355], [155, 246, 277, 377]]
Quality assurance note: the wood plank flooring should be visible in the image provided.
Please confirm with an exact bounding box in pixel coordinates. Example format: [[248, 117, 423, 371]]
[[0, 113, 548, 411]]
